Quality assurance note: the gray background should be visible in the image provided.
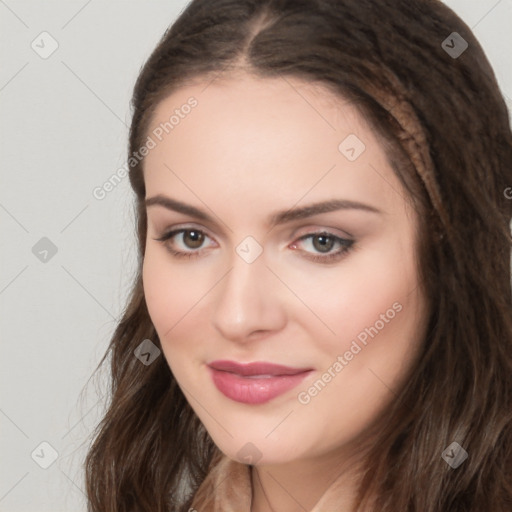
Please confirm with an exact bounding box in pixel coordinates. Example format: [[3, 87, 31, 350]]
[[1, 1, 511, 511]]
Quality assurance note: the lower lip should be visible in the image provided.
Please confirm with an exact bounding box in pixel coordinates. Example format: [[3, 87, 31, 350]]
[[208, 367, 312, 404]]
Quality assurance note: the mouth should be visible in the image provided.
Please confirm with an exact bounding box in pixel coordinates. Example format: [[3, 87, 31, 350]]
[[208, 360, 312, 376], [207, 360, 314, 404]]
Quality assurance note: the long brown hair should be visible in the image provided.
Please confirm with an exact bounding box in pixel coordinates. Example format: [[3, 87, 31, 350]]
[[84, 1, 512, 510]]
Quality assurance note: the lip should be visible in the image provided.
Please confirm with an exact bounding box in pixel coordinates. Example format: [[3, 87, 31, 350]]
[[209, 360, 312, 376], [208, 360, 313, 404]]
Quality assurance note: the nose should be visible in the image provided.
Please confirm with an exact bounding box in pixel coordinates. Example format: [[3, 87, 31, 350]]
[[211, 250, 287, 343]]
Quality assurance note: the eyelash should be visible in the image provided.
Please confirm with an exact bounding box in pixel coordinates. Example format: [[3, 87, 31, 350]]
[[154, 228, 355, 263]]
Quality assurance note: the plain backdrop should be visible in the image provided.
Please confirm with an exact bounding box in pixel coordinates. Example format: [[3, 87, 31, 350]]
[[1, 1, 511, 510]]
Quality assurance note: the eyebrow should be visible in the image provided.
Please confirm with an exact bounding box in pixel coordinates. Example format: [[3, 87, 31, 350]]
[[145, 194, 382, 227]]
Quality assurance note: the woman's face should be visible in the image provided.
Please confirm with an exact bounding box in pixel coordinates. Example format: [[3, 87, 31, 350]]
[[142, 74, 427, 466]]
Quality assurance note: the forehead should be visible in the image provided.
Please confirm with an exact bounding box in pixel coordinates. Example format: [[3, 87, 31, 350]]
[[142, 74, 409, 219], [146, 74, 368, 153]]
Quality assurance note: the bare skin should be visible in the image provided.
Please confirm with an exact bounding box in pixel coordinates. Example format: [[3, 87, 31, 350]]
[[142, 73, 427, 512]]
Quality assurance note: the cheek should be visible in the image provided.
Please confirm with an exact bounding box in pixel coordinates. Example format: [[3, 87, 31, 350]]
[[142, 250, 210, 346], [286, 237, 420, 358], [291, 277, 424, 453], [143, 255, 195, 387], [309, 246, 424, 409]]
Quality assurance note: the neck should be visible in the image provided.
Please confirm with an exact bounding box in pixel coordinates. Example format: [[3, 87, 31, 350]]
[[250, 445, 366, 512]]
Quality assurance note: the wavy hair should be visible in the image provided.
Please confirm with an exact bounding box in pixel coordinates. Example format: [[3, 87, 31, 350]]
[[84, 0, 512, 510]]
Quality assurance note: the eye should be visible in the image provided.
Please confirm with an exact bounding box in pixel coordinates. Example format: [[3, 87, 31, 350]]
[[154, 228, 215, 258], [153, 228, 354, 263], [290, 232, 355, 263]]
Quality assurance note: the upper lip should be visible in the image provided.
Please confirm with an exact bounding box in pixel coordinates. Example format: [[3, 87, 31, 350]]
[[208, 360, 312, 377]]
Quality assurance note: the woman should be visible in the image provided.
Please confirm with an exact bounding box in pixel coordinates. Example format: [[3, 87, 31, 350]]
[[84, 0, 512, 510]]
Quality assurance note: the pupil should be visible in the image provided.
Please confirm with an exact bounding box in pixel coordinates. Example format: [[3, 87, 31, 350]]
[[184, 230, 204, 249], [313, 234, 334, 253]]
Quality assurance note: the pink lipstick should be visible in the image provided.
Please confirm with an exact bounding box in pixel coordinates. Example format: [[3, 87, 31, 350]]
[[208, 360, 313, 404]]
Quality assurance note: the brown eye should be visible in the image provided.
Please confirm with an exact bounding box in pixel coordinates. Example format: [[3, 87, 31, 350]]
[[182, 230, 205, 249], [291, 231, 355, 264], [154, 227, 216, 259], [312, 234, 335, 253]]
